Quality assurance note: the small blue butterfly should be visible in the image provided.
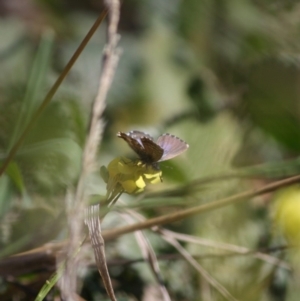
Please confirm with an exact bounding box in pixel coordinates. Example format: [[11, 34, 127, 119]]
[[117, 130, 189, 167]]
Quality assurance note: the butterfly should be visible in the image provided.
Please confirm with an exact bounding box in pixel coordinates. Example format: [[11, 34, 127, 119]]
[[117, 130, 189, 168]]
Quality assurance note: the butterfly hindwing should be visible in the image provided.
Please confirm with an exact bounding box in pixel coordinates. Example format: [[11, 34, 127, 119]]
[[156, 133, 189, 162]]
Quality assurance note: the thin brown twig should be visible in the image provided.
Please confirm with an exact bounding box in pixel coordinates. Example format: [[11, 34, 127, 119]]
[[102, 174, 300, 240], [0, 10, 107, 177], [4, 174, 300, 263]]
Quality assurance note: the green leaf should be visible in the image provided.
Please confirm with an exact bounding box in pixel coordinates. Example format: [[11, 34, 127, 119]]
[[6, 161, 25, 193], [9, 30, 55, 149], [0, 175, 12, 219]]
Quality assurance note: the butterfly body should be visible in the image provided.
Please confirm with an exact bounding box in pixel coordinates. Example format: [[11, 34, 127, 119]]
[[117, 130, 189, 169]]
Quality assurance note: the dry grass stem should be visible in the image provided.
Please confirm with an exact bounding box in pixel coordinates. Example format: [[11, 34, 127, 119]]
[[62, 0, 121, 299], [160, 230, 240, 301], [163, 230, 290, 270], [121, 213, 171, 301], [7, 174, 297, 265], [102, 174, 300, 241], [85, 205, 117, 301], [123, 207, 238, 301]]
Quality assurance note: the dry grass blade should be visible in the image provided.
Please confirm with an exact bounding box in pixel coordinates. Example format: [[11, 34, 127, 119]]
[[62, 0, 121, 298], [163, 230, 290, 270], [120, 206, 238, 301], [85, 205, 117, 301], [121, 213, 171, 301], [160, 229, 240, 301]]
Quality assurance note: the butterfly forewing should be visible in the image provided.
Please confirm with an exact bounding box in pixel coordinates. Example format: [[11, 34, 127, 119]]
[[117, 131, 164, 163], [127, 130, 154, 141], [156, 133, 189, 162], [139, 138, 164, 162]]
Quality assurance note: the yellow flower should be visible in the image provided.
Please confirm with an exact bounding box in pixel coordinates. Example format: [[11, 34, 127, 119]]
[[101, 157, 162, 195], [272, 185, 300, 245]]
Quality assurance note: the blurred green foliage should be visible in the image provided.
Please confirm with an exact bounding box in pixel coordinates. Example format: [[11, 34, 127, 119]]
[[1, 0, 300, 300]]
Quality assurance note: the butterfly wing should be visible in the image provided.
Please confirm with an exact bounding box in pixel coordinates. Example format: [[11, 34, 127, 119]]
[[126, 130, 154, 141], [117, 131, 164, 163], [156, 133, 189, 162]]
